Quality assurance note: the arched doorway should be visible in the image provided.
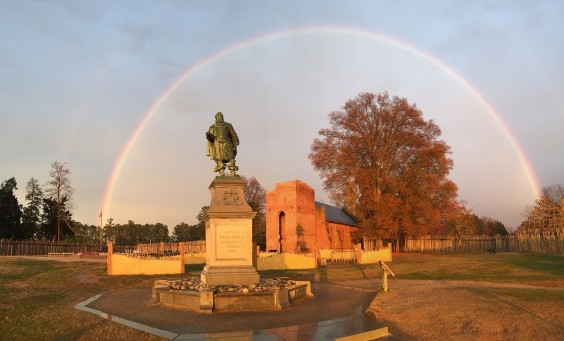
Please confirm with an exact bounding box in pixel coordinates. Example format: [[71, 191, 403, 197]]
[[278, 211, 286, 252]]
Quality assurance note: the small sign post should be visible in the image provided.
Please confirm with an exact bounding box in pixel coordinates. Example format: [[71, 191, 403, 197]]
[[378, 261, 395, 292]]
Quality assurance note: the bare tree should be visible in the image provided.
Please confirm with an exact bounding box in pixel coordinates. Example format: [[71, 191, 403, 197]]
[[542, 184, 564, 206], [242, 176, 267, 248], [243, 176, 266, 214], [44, 161, 74, 242], [520, 184, 564, 232]]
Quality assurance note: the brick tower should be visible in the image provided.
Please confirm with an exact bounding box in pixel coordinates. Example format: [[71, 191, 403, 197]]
[[265, 180, 317, 253]]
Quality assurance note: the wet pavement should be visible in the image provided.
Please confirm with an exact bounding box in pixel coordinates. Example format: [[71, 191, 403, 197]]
[[75, 281, 394, 340]]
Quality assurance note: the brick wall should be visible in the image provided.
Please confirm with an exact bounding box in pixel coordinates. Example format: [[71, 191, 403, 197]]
[[266, 180, 357, 253]]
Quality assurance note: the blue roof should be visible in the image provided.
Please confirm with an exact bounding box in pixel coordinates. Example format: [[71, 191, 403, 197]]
[[315, 202, 357, 227]]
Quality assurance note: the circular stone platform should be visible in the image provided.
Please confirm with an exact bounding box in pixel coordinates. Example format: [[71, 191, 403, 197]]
[[152, 277, 313, 312], [78, 281, 384, 339]]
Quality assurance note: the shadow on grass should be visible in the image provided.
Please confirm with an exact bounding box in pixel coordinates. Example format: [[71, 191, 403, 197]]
[[462, 286, 564, 330], [352, 262, 372, 280], [184, 264, 205, 273], [505, 254, 564, 278]]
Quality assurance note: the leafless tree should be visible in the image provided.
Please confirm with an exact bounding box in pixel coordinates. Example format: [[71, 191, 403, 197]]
[[542, 184, 564, 206], [44, 161, 74, 242], [242, 176, 267, 248]]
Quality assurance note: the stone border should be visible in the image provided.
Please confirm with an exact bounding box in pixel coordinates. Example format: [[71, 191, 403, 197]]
[[74, 282, 389, 340], [152, 280, 313, 312]]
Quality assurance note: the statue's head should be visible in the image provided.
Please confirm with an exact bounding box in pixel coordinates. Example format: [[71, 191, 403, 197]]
[[215, 112, 224, 123]]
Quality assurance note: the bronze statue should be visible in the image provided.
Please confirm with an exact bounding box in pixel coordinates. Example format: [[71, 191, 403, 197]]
[[206, 112, 239, 176]]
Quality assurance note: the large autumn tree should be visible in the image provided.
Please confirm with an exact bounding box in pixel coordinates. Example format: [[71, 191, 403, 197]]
[[309, 92, 458, 239]]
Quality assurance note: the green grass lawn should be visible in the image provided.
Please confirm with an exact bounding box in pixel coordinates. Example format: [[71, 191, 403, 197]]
[[261, 252, 564, 286], [0, 259, 166, 341], [0, 252, 562, 340], [389, 252, 564, 285]]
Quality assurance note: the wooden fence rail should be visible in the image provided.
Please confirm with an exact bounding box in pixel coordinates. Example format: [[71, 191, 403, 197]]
[[184, 240, 206, 253], [131, 240, 206, 255], [0, 240, 102, 256], [330, 250, 356, 262]]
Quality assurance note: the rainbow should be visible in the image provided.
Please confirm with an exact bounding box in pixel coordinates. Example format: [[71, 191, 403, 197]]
[[100, 26, 541, 219]]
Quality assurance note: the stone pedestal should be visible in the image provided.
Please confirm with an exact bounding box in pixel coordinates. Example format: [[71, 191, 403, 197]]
[[200, 176, 259, 286]]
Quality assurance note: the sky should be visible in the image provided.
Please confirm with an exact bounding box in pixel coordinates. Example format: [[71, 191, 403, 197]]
[[1, 1, 563, 230]]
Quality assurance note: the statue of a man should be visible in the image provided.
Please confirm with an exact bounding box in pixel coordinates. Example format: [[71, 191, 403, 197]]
[[206, 112, 239, 176]]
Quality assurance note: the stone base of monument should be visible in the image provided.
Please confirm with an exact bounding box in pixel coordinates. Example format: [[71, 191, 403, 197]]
[[152, 278, 313, 313], [200, 265, 260, 286]]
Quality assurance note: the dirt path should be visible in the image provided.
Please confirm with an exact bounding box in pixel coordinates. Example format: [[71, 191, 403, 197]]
[[365, 279, 564, 341]]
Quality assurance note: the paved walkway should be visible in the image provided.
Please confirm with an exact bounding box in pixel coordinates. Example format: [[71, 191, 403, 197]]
[[76, 281, 394, 340], [24, 255, 393, 339]]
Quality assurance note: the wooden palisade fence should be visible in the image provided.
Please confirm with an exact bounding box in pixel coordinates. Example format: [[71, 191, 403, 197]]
[[2, 236, 562, 257], [405, 235, 564, 255], [0, 240, 102, 256], [132, 240, 206, 256]]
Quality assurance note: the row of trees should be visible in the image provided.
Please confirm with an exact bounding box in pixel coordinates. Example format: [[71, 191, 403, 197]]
[[0, 166, 268, 247], [102, 176, 266, 246], [442, 212, 508, 237]]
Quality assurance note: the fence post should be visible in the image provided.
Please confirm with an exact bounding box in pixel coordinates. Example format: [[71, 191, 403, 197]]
[[179, 242, 185, 274], [107, 241, 113, 276], [355, 243, 362, 264]]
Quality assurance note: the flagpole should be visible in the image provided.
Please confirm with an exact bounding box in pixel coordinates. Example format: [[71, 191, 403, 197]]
[[99, 209, 103, 251]]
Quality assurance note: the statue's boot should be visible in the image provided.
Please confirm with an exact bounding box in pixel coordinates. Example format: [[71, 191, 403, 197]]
[[214, 162, 223, 172], [228, 159, 239, 176], [217, 161, 227, 176]]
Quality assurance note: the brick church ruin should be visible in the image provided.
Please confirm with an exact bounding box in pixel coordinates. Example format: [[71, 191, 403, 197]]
[[266, 180, 358, 252]]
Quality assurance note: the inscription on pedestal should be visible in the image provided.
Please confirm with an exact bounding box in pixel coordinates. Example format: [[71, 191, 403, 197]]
[[202, 177, 259, 286], [216, 225, 247, 260]]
